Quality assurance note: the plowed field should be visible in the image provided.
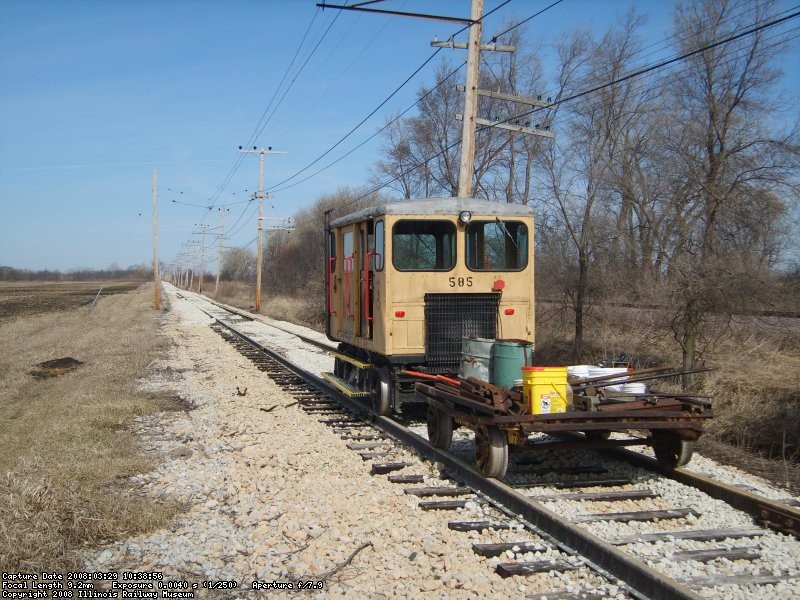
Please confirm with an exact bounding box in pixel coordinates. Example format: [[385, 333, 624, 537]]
[[0, 281, 141, 322]]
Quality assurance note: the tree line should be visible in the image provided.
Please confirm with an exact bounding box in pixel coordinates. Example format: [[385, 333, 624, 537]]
[[219, 0, 799, 372], [0, 265, 154, 282]]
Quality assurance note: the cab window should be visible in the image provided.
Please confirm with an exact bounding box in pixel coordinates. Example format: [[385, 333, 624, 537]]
[[372, 220, 384, 271], [392, 220, 456, 271], [343, 230, 354, 261], [466, 220, 528, 271]]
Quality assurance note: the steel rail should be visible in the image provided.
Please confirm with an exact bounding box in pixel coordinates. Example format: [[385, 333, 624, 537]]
[[183, 292, 796, 596], [178, 288, 337, 353], [609, 446, 800, 538], [368, 413, 702, 600], [202, 311, 701, 600]]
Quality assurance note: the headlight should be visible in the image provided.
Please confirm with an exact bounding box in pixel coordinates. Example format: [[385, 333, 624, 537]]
[[458, 210, 472, 224]]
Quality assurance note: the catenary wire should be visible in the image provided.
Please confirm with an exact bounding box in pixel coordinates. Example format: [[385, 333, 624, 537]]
[[284, 4, 800, 231], [196, 4, 342, 224], [268, 59, 466, 195], [264, 0, 513, 191], [175, 1, 511, 253], [489, 0, 565, 42], [542, 20, 800, 134], [500, 7, 800, 129]]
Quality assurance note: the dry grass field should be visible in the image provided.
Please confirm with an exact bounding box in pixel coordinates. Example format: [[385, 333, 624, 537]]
[[536, 302, 800, 493], [214, 280, 325, 327], [0, 281, 181, 572]]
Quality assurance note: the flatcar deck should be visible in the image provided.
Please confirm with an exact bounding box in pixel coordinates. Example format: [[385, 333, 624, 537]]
[[415, 375, 714, 479]]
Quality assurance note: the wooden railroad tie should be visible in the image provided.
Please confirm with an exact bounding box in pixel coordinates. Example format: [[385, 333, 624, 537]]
[[574, 507, 700, 523], [671, 546, 759, 562], [608, 527, 766, 545], [387, 474, 425, 484], [419, 499, 468, 511], [403, 486, 471, 497], [530, 489, 659, 503], [448, 520, 513, 532], [370, 462, 414, 475], [472, 542, 547, 557], [359, 451, 390, 460], [496, 560, 577, 577]]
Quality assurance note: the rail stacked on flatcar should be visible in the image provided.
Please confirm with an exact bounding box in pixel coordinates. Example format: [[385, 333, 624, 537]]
[[324, 197, 535, 414]]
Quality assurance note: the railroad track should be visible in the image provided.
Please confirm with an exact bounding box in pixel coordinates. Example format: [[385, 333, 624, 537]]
[[174, 289, 800, 600]]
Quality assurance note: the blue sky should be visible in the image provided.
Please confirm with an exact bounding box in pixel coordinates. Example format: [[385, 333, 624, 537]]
[[1, 0, 798, 272]]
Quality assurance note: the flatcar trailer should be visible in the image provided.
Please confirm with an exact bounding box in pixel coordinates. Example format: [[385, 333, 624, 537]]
[[417, 373, 713, 480]]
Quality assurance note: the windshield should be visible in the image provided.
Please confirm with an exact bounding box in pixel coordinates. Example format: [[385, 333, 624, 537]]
[[392, 219, 456, 271], [466, 220, 528, 271]]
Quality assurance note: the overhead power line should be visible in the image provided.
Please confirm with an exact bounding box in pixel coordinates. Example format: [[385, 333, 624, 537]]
[[172, 1, 515, 254], [286, 3, 800, 231], [267, 48, 445, 191], [251, 8, 346, 146], [489, 0, 565, 42], [265, 0, 513, 192], [193, 4, 341, 226], [244, 9, 322, 151], [504, 7, 800, 126], [543, 20, 800, 133], [267, 60, 466, 195]]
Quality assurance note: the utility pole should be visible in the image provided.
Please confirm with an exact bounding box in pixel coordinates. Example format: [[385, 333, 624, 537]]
[[239, 146, 285, 312], [152, 168, 160, 309], [194, 225, 212, 294], [215, 208, 229, 297], [455, 86, 555, 138], [319, 0, 506, 199], [457, 0, 483, 198]]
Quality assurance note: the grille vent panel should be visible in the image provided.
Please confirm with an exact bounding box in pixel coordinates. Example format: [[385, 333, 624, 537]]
[[424, 293, 500, 373]]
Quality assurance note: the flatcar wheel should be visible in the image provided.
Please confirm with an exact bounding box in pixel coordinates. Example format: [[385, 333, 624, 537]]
[[426, 405, 453, 450], [474, 426, 509, 480], [652, 431, 695, 469], [372, 367, 392, 416]]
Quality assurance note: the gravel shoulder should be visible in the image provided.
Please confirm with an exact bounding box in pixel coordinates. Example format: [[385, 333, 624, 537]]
[[84, 286, 800, 598], [84, 287, 554, 597]]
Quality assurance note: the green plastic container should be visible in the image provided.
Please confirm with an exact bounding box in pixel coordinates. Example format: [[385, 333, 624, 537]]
[[491, 339, 534, 389]]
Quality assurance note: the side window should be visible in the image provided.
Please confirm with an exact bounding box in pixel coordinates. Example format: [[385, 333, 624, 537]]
[[466, 220, 528, 271], [373, 220, 384, 271], [392, 220, 456, 271], [343, 230, 354, 260], [342, 230, 355, 317]]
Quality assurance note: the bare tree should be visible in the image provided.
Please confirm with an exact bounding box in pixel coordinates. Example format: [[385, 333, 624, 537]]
[[540, 14, 646, 362], [221, 247, 256, 282], [262, 186, 383, 323], [374, 35, 553, 203], [372, 116, 432, 199], [662, 0, 799, 381], [412, 61, 464, 196], [366, 1, 799, 372], [472, 26, 550, 205]]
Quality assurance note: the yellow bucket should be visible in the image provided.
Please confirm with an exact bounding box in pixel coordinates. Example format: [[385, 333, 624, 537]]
[[522, 366, 568, 414]]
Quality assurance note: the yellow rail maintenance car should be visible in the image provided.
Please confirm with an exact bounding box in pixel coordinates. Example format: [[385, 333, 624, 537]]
[[323, 197, 535, 414]]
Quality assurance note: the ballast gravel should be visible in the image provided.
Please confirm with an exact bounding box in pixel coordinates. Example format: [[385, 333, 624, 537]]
[[84, 286, 800, 599], [84, 288, 614, 598]]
